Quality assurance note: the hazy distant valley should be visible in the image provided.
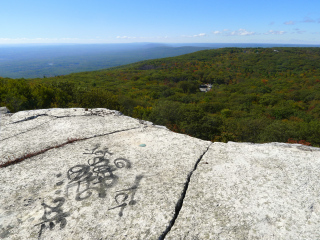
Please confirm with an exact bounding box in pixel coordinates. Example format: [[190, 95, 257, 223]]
[[1, 43, 319, 79], [0, 43, 213, 78]]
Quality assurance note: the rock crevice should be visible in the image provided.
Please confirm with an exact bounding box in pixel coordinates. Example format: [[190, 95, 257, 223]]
[[159, 143, 212, 240], [0, 126, 142, 168], [0, 118, 54, 142], [9, 114, 50, 124]]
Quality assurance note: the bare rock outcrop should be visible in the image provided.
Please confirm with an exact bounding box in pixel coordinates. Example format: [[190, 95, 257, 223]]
[[0, 107, 10, 114], [166, 142, 320, 239], [1, 108, 319, 239]]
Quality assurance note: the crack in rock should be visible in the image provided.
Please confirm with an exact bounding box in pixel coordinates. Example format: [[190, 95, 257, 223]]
[[158, 143, 212, 240], [7, 108, 122, 125], [9, 114, 50, 124], [0, 126, 141, 168], [0, 119, 55, 142], [1, 113, 135, 142]]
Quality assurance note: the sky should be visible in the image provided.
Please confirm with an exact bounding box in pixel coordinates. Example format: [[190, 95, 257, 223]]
[[1, 0, 320, 45]]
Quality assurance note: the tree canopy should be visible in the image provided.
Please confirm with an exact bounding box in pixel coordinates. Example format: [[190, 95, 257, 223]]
[[1, 47, 320, 146]]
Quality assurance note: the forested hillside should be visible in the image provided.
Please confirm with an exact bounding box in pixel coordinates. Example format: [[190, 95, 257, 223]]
[[1, 47, 320, 146]]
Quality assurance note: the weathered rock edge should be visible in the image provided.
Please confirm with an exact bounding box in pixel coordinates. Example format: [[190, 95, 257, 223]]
[[0, 108, 143, 165], [1, 108, 320, 240], [166, 141, 320, 239], [0, 108, 211, 239]]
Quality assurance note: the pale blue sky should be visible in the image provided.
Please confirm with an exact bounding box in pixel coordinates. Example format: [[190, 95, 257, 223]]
[[1, 0, 319, 44]]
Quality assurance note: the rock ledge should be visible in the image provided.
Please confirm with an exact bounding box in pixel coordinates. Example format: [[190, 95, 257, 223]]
[[1, 108, 319, 239]]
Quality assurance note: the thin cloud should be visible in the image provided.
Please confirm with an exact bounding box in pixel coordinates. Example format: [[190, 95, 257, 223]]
[[116, 36, 137, 39], [229, 29, 256, 36], [0, 37, 79, 43], [284, 21, 295, 25], [294, 28, 306, 34], [269, 21, 275, 25], [265, 30, 286, 35], [212, 29, 256, 36], [303, 17, 315, 23], [182, 33, 207, 38], [192, 33, 206, 37]]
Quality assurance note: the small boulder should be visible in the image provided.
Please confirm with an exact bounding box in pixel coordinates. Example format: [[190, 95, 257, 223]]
[[0, 107, 10, 114]]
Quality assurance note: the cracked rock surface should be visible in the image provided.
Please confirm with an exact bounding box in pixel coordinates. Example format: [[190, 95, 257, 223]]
[[0, 108, 140, 164], [1, 108, 320, 239], [0, 108, 210, 239], [166, 142, 320, 240]]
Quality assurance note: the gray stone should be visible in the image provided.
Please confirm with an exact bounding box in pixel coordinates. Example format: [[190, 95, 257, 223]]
[[0, 108, 141, 164], [0, 108, 210, 239], [1, 108, 320, 239], [0, 107, 10, 114], [0, 107, 11, 133], [166, 142, 320, 239]]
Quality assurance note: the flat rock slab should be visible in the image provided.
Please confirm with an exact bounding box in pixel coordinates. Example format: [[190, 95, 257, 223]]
[[0, 108, 210, 239], [2, 108, 320, 239], [166, 142, 320, 240], [0, 108, 142, 164]]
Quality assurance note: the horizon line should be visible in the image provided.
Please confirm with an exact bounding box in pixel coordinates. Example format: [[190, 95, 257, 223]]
[[1, 42, 320, 46]]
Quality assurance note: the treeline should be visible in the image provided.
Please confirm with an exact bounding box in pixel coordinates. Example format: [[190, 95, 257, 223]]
[[0, 79, 120, 111], [1, 47, 320, 146]]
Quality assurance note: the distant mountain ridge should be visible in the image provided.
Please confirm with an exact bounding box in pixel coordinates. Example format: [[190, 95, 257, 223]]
[[1, 43, 319, 79], [0, 44, 212, 79]]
